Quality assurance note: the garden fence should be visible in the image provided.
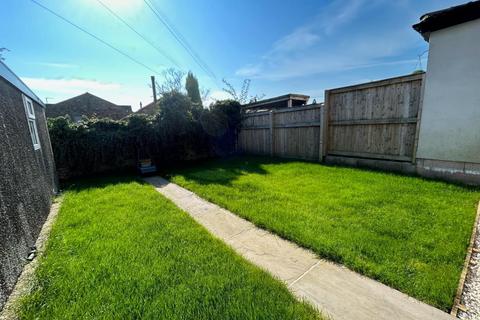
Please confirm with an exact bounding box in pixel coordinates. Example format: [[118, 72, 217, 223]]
[[238, 104, 323, 161], [238, 73, 425, 163]]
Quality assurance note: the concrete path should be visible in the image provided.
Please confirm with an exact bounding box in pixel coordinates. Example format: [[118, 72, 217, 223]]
[[145, 176, 454, 320]]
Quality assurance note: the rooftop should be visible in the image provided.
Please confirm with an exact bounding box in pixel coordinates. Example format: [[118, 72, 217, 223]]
[[0, 61, 44, 107], [242, 93, 310, 111], [48, 92, 131, 110], [135, 100, 159, 115], [413, 1, 480, 41]]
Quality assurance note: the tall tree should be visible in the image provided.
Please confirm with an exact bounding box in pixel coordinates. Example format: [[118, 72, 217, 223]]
[[185, 71, 202, 106]]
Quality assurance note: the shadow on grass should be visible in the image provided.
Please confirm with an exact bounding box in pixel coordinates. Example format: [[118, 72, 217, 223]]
[[61, 173, 146, 193], [61, 154, 479, 192], [164, 155, 298, 186], [58, 155, 276, 192]]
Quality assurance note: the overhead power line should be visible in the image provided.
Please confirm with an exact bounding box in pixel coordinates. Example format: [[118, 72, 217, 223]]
[[143, 0, 217, 80], [95, 0, 180, 68], [154, 8, 213, 76], [29, 0, 162, 75]]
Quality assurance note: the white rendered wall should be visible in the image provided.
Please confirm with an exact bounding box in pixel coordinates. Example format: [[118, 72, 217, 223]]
[[417, 19, 480, 163]]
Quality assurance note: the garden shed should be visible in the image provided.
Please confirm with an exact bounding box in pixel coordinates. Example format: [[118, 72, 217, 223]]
[[242, 94, 310, 112], [0, 61, 58, 309]]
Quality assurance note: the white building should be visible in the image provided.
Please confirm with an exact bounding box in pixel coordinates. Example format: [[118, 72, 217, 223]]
[[413, 1, 480, 183]]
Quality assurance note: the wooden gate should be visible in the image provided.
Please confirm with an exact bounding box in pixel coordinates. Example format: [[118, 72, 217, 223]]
[[325, 73, 424, 162]]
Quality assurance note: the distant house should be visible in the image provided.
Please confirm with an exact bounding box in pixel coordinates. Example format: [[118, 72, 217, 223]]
[[46, 92, 132, 121], [135, 100, 159, 116], [412, 1, 480, 177], [242, 94, 311, 112], [0, 61, 58, 308]]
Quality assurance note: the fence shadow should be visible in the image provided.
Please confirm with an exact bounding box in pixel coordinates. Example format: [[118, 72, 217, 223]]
[[164, 155, 295, 186]]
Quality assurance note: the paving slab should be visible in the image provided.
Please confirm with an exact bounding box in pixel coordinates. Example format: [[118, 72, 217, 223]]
[[290, 260, 451, 320], [145, 176, 454, 320], [226, 227, 319, 285]]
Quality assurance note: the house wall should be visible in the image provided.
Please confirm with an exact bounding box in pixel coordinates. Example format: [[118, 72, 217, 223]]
[[0, 77, 58, 309], [416, 19, 480, 180]]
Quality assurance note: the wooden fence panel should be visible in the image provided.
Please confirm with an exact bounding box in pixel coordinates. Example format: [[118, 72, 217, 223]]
[[239, 105, 323, 161], [273, 106, 321, 160], [238, 112, 271, 155], [238, 73, 424, 163], [326, 73, 423, 162]]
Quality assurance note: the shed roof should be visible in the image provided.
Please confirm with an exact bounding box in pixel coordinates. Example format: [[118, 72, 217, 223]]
[[0, 61, 45, 107], [242, 94, 310, 110], [413, 1, 480, 41]]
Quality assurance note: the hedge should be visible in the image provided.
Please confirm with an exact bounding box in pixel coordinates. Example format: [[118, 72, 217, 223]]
[[48, 93, 241, 180]]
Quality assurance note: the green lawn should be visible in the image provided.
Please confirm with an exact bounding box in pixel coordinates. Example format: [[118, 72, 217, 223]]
[[169, 156, 480, 311], [20, 177, 321, 320]]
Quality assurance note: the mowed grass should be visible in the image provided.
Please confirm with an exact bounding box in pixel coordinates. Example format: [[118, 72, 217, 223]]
[[19, 177, 322, 320], [169, 156, 480, 311]]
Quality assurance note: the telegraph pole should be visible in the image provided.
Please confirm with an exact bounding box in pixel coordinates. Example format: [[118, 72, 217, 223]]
[[151, 76, 157, 103]]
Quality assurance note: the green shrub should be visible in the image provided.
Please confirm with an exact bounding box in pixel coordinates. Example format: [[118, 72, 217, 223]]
[[48, 95, 241, 179]]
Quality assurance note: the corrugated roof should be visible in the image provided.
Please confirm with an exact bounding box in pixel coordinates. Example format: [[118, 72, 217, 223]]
[[0, 61, 45, 107]]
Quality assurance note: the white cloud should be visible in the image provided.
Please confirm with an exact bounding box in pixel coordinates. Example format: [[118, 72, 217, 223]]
[[22, 77, 120, 94], [266, 0, 368, 57], [21, 77, 151, 111], [35, 62, 79, 69], [234, 0, 419, 81], [271, 27, 320, 53], [320, 0, 368, 35], [235, 65, 261, 77]]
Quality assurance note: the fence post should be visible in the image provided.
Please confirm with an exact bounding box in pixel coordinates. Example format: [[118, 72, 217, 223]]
[[320, 90, 330, 162], [318, 105, 324, 161], [412, 73, 426, 164], [270, 110, 275, 156]]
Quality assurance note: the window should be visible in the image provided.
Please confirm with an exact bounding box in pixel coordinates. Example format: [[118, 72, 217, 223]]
[[22, 94, 41, 150]]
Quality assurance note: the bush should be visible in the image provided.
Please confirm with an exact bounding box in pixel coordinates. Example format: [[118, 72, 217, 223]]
[[203, 99, 242, 155], [48, 95, 241, 179]]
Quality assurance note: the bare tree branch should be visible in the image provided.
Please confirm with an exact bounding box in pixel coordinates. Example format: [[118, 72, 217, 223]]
[[222, 78, 264, 104], [157, 68, 186, 95], [200, 87, 211, 102], [222, 78, 239, 101], [240, 79, 251, 104]]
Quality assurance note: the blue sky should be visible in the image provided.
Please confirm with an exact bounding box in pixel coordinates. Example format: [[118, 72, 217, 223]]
[[0, 0, 466, 110]]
